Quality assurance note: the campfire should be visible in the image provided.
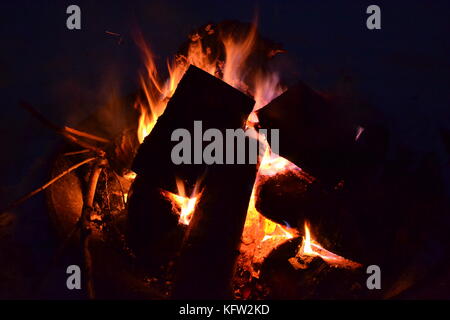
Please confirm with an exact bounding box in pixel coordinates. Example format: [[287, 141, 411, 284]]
[[1, 20, 367, 299]]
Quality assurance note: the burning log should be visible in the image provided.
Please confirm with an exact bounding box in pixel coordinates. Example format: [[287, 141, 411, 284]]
[[260, 238, 366, 299], [128, 65, 255, 271], [127, 176, 185, 271], [254, 169, 326, 228], [132, 65, 254, 188], [253, 166, 381, 263], [255, 83, 389, 261], [172, 162, 257, 299], [256, 82, 386, 186]]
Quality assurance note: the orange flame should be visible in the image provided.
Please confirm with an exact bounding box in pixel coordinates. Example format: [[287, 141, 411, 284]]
[[238, 150, 302, 278], [134, 22, 285, 144], [291, 221, 362, 270], [133, 22, 361, 278]]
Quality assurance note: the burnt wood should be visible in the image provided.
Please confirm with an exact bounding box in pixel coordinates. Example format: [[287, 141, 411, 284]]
[[172, 162, 257, 299], [132, 65, 254, 192], [257, 82, 372, 186], [128, 65, 255, 274]]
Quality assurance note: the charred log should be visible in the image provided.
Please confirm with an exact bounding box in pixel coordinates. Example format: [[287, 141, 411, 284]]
[[128, 65, 255, 271], [132, 64, 254, 191], [260, 238, 367, 299], [256, 82, 388, 186], [172, 162, 257, 299]]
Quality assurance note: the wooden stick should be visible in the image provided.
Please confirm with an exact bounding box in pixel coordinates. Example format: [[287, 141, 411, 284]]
[[37, 161, 105, 299], [64, 126, 110, 144], [112, 171, 127, 207], [1, 157, 97, 215], [79, 160, 105, 299], [63, 149, 91, 156], [20, 101, 106, 157]]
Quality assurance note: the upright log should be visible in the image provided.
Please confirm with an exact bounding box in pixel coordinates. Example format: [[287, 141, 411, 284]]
[[128, 65, 255, 273], [172, 161, 257, 299], [132, 65, 254, 190]]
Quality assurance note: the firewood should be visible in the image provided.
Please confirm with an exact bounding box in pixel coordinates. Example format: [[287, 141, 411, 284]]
[[255, 169, 333, 228], [79, 159, 107, 299], [260, 238, 367, 299], [63, 149, 91, 156], [127, 176, 185, 272], [64, 126, 110, 144], [128, 65, 255, 270], [20, 101, 106, 157], [256, 82, 362, 186], [0, 157, 96, 216], [131, 65, 254, 191], [172, 161, 257, 299]]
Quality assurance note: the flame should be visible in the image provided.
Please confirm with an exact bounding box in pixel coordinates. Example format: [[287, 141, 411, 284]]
[[161, 178, 202, 225], [291, 221, 362, 270], [258, 147, 310, 178], [136, 104, 154, 144], [238, 149, 304, 278], [134, 21, 285, 144], [221, 23, 257, 90], [302, 221, 315, 255], [134, 22, 364, 279], [239, 186, 297, 278]]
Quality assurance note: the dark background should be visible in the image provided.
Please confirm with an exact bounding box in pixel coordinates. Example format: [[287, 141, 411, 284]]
[[0, 0, 449, 298]]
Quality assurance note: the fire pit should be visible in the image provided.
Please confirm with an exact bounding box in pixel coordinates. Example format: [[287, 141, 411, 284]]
[[2, 20, 449, 300]]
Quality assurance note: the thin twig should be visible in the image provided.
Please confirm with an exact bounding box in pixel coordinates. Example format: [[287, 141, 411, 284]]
[[0, 157, 97, 215], [63, 149, 91, 156], [64, 126, 110, 144], [20, 101, 106, 157], [80, 160, 106, 299], [112, 171, 127, 208]]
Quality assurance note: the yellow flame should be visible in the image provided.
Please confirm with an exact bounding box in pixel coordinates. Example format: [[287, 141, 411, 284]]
[[239, 151, 299, 277], [161, 178, 202, 225], [134, 22, 312, 277], [295, 221, 362, 269], [302, 221, 315, 255], [135, 21, 284, 144]]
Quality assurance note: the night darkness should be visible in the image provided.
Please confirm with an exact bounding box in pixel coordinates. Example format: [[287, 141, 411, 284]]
[[0, 0, 450, 303]]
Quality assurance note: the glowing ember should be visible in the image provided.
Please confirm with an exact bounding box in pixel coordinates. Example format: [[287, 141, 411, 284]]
[[123, 171, 137, 180], [257, 147, 312, 179], [238, 149, 302, 278], [289, 222, 362, 270]]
